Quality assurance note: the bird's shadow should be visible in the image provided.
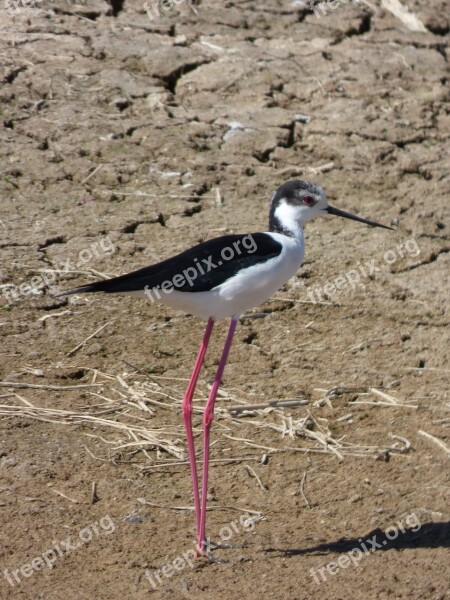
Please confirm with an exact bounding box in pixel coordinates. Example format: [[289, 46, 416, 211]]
[[263, 521, 450, 557]]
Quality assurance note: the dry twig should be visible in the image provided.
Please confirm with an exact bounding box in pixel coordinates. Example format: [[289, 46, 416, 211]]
[[418, 430, 450, 456], [67, 322, 110, 356]]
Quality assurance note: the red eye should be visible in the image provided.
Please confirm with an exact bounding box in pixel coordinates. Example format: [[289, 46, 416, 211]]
[[303, 196, 315, 206]]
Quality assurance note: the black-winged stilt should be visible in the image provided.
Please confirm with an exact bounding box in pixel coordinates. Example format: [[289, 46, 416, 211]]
[[57, 179, 392, 557]]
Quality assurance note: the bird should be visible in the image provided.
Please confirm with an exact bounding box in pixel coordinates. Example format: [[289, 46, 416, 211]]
[[57, 179, 392, 558]]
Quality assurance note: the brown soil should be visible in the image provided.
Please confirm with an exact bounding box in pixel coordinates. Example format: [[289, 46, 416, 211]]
[[0, 1, 449, 599]]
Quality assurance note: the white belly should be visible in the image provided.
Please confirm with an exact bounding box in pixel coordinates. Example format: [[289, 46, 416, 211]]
[[129, 233, 304, 320]]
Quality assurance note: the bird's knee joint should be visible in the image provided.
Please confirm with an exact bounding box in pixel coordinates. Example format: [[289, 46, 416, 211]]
[[203, 413, 214, 427]]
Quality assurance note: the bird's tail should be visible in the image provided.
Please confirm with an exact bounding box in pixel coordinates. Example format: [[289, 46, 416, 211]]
[[55, 262, 161, 297], [55, 280, 112, 297]]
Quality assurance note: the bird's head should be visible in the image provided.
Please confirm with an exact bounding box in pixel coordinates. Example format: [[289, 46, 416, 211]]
[[269, 179, 393, 236]]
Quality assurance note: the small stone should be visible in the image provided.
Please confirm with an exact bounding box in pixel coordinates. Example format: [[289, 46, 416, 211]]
[[348, 493, 362, 504]]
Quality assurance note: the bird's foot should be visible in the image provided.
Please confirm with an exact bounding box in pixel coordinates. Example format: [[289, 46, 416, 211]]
[[195, 538, 243, 563]]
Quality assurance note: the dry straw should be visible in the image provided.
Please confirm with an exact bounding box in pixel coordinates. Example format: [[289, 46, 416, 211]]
[[1, 368, 413, 473]]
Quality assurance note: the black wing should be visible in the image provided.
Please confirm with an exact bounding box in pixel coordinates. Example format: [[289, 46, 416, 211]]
[[57, 233, 282, 296]]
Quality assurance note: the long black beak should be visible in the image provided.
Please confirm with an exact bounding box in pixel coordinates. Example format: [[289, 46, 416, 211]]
[[326, 205, 394, 230]]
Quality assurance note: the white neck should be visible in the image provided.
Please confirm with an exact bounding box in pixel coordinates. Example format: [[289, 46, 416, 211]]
[[272, 200, 304, 238]]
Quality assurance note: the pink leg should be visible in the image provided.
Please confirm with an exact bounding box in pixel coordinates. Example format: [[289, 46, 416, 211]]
[[182, 317, 214, 536], [197, 316, 239, 554]]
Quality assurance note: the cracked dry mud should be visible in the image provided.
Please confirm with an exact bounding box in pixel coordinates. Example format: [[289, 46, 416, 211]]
[[0, 1, 449, 599]]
